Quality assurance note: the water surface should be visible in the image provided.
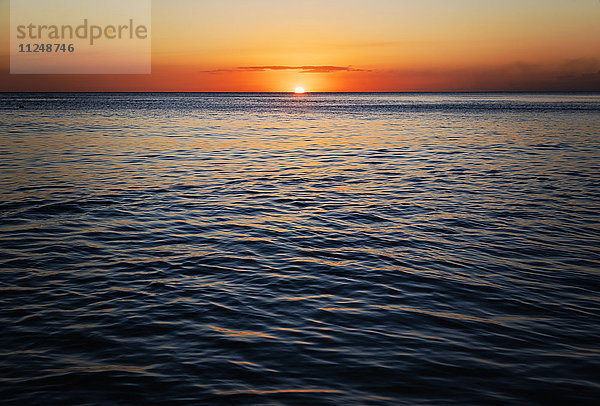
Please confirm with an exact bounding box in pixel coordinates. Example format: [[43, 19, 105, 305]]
[[1, 93, 599, 404]]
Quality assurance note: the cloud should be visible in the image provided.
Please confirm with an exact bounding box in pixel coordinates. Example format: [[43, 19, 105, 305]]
[[203, 65, 370, 74], [373, 58, 600, 91]]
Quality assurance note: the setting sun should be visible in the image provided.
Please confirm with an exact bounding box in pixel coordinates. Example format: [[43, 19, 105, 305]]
[[294, 87, 305, 94]]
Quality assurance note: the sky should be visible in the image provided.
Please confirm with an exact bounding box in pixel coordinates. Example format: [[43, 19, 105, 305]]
[[1, 0, 600, 91]]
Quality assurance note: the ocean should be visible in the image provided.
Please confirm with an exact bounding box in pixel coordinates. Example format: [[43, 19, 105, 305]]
[[1, 92, 599, 404]]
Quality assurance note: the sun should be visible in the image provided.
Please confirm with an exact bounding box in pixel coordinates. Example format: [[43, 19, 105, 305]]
[[294, 87, 306, 94]]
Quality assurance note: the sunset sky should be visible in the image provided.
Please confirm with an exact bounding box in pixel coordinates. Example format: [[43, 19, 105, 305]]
[[1, 0, 600, 92]]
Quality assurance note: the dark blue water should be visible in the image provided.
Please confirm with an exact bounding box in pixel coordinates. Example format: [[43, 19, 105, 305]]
[[1, 93, 599, 405]]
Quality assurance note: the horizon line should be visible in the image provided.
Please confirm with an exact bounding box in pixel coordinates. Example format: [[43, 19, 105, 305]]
[[2, 90, 600, 94]]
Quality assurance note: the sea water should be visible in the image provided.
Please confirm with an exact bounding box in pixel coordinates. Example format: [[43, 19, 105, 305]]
[[0, 93, 599, 404]]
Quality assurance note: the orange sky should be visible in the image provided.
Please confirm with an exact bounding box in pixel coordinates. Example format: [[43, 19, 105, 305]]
[[1, 0, 600, 91]]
